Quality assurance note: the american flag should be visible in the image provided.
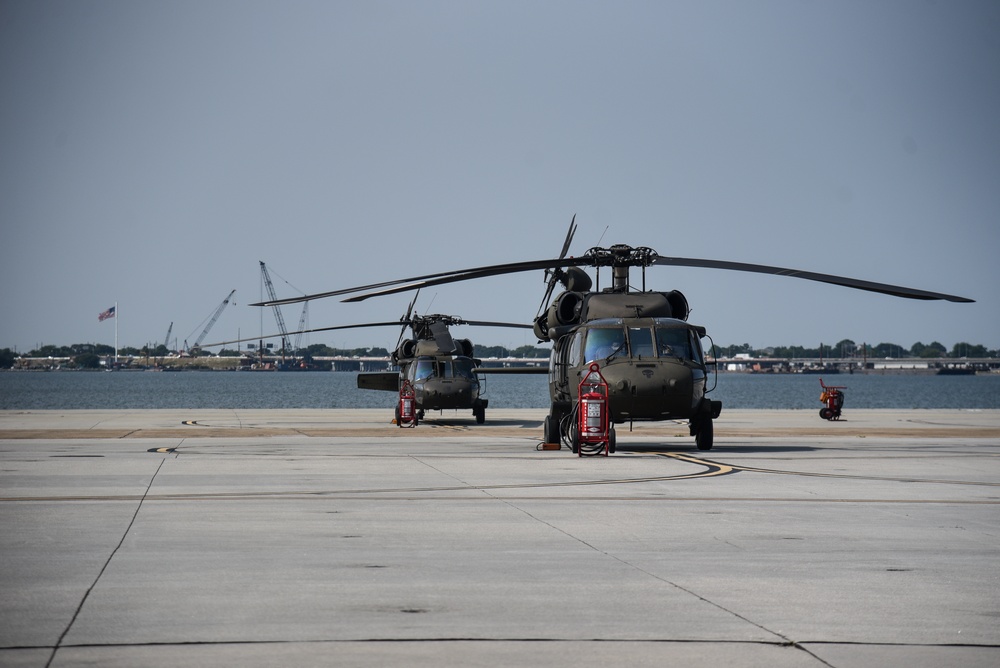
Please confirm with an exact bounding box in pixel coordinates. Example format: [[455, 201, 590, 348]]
[[98, 306, 116, 322]]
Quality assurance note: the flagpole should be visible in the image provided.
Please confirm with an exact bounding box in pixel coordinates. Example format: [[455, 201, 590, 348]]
[[115, 301, 119, 366]]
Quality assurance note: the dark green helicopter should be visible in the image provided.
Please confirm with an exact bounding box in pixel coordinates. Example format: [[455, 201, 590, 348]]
[[211, 294, 540, 425], [253, 218, 973, 451], [346, 302, 540, 425]]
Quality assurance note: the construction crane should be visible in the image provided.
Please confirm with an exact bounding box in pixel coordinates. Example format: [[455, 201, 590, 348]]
[[293, 302, 309, 352], [184, 289, 236, 352], [163, 322, 173, 351], [259, 262, 291, 356]]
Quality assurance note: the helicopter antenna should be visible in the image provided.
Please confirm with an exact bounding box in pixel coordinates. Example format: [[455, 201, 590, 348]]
[[595, 225, 609, 247], [595, 227, 609, 292]]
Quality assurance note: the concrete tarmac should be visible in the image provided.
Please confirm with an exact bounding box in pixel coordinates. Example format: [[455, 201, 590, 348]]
[[1, 408, 999, 667]]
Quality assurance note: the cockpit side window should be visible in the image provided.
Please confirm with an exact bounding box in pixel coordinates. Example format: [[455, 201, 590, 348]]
[[453, 358, 476, 379], [656, 327, 692, 360], [689, 331, 705, 365], [584, 328, 626, 362], [568, 330, 584, 366], [628, 327, 655, 359]]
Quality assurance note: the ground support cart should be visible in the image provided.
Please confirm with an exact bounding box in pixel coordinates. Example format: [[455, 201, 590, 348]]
[[819, 378, 846, 421]]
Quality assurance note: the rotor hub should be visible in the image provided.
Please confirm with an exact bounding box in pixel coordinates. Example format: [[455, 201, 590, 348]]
[[582, 246, 659, 292], [583, 245, 658, 267]]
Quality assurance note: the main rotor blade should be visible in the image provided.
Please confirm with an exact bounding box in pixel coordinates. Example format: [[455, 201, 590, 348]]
[[254, 218, 579, 309], [252, 242, 972, 308], [558, 214, 577, 260], [201, 321, 408, 348], [396, 290, 420, 350], [404, 290, 420, 322], [249, 268, 485, 307], [201, 316, 530, 349], [460, 320, 535, 329], [538, 214, 578, 317], [250, 256, 574, 307], [651, 255, 974, 303], [341, 257, 592, 303]]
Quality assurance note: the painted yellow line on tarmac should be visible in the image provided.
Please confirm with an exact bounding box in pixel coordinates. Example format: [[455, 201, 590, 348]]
[[665, 452, 1000, 487], [659, 452, 738, 477]]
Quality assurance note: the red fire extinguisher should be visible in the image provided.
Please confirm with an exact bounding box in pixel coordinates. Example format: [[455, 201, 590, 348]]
[[576, 363, 610, 456], [397, 379, 417, 428]]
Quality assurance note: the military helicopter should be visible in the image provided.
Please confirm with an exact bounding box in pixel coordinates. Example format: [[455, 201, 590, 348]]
[[208, 293, 541, 425], [340, 297, 541, 425], [253, 218, 973, 450]]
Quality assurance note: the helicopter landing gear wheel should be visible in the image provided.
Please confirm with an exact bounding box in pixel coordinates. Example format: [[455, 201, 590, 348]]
[[569, 423, 580, 454], [395, 404, 402, 427], [695, 417, 714, 451], [609, 426, 616, 453], [474, 404, 485, 424]]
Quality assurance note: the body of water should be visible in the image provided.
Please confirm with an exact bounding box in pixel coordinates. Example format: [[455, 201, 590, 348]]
[[1, 370, 999, 411]]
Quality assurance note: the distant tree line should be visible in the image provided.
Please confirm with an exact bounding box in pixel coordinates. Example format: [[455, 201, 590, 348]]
[[711, 339, 996, 359], [0, 342, 551, 368], [3, 339, 995, 370]]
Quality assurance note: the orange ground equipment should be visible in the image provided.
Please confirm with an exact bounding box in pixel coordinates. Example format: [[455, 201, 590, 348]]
[[396, 379, 417, 427], [575, 363, 611, 456], [819, 378, 846, 421]]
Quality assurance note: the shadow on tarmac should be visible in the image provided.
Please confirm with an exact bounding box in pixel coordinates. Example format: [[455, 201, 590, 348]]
[[418, 418, 545, 428], [617, 443, 820, 453]]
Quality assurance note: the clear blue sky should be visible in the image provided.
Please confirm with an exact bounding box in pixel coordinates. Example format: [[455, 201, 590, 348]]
[[2, 0, 997, 354]]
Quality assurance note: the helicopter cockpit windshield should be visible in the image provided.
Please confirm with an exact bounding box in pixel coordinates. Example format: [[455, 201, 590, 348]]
[[411, 358, 437, 381], [410, 357, 478, 381], [580, 319, 704, 364], [583, 326, 627, 363], [655, 325, 693, 360]]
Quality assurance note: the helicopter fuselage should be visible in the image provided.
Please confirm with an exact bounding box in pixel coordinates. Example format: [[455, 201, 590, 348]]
[[549, 316, 714, 423], [402, 355, 484, 413], [360, 351, 490, 424]]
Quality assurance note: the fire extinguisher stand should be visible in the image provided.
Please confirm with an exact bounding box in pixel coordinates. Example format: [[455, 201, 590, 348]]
[[397, 379, 417, 428], [576, 363, 610, 456]]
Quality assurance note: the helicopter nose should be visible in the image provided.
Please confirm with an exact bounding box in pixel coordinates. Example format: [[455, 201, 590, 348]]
[[419, 379, 475, 410], [601, 363, 696, 420]]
